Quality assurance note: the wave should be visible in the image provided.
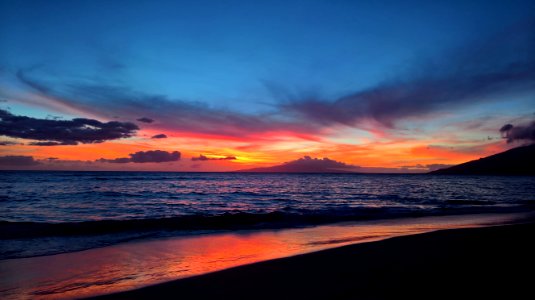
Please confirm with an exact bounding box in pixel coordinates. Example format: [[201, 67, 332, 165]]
[[92, 176, 181, 181], [1, 204, 531, 240], [445, 200, 497, 205], [0, 210, 384, 239]]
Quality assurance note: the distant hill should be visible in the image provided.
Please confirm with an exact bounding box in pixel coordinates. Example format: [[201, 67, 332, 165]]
[[429, 144, 535, 175], [237, 156, 360, 173]]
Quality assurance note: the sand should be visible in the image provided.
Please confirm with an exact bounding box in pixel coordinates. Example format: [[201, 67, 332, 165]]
[[90, 221, 535, 299]]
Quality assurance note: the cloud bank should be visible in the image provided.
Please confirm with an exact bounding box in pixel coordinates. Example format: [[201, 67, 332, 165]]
[[500, 121, 535, 143], [0, 155, 40, 166], [191, 154, 237, 161], [98, 150, 181, 163], [0, 109, 138, 145]]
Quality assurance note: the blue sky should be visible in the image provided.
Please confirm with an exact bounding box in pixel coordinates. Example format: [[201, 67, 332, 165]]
[[0, 0, 534, 171], [2, 0, 533, 110]]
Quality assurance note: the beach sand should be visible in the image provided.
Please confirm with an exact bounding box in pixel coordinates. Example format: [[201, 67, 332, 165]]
[[91, 222, 534, 299]]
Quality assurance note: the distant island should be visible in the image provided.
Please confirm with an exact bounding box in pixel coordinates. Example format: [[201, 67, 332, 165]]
[[238, 145, 535, 175], [237, 156, 360, 173], [429, 144, 535, 175]]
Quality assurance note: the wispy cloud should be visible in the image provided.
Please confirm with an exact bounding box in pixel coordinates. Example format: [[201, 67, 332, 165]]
[[14, 18, 534, 143], [13, 77, 316, 139], [284, 20, 535, 128]]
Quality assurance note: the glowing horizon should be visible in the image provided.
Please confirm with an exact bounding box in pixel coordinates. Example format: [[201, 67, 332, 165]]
[[1, 0, 534, 172]]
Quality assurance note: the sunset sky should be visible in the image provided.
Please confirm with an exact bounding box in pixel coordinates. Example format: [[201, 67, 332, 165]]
[[1, 0, 534, 172]]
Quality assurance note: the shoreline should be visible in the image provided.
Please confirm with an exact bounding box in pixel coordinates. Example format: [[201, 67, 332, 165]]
[[91, 220, 535, 299], [1, 213, 531, 299], [3, 208, 533, 260]]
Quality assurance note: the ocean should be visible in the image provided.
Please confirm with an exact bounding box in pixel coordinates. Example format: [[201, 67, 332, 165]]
[[1, 171, 535, 299], [1, 171, 534, 259]]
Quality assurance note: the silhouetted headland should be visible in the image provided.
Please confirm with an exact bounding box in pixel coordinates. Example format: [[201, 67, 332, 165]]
[[430, 144, 535, 175]]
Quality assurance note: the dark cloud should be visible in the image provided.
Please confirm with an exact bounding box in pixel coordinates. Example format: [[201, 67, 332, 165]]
[[29, 141, 77, 146], [98, 150, 181, 163], [191, 154, 237, 161], [0, 155, 40, 166], [0, 109, 139, 145], [284, 21, 535, 128], [500, 124, 514, 132], [137, 117, 154, 123], [0, 140, 17, 146], [98, 157, 131, 163], [500, 121, 535, 143], [151, 134, 167, 139], [401, 164, 455, 172], [45, 115, 62, 120], [129, 150, 180, 163]]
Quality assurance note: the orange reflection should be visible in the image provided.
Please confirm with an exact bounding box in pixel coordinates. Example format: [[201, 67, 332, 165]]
[[0, 213, 525, 300]]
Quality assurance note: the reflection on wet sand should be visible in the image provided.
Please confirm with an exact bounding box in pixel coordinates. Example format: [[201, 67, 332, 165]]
[[0, 213, 525, 299]]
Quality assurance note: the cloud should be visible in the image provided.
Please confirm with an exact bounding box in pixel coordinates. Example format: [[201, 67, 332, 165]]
[[0, 140, 18, 146], [500, 121, 535, 143], [13, 19, 534, 140], [191, 154, 237, 161], [0, 155, 40, 166], [98, 150, 181, 163], [151, 134, 167, 139], [16, 69, 51, 95], [425, 164, 456, 172], [284, 21, 535, 128], [98, 157, 131, 163], [14, 74, 318, 138], [400, 163, 455, 172], [29, 141, 77, 146], [137, 117, 154, 123], [129, 150, 180, 163], [0, 109, 139, 145]]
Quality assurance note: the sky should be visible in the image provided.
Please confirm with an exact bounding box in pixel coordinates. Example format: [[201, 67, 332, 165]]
[[0, 0, 534, 172]]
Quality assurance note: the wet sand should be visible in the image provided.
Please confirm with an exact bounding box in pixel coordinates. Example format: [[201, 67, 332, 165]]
[[92, 221, 535, 299]]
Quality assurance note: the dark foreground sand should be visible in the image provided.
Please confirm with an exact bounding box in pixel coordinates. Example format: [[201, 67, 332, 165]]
[[92, 222, 535, 299]]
